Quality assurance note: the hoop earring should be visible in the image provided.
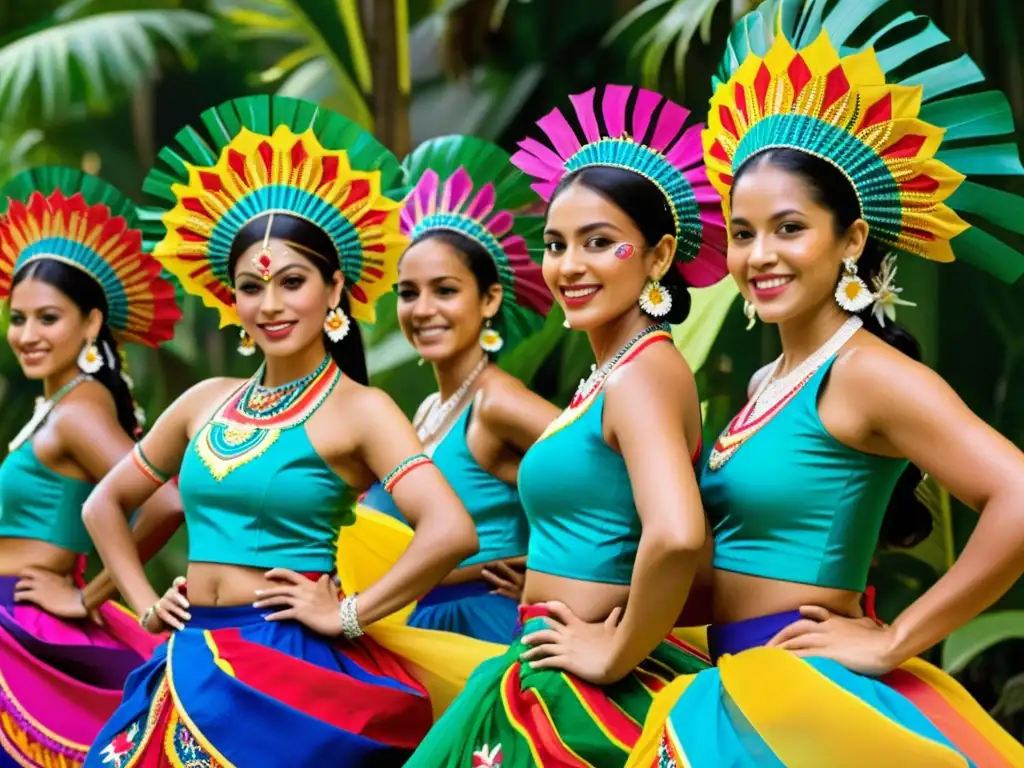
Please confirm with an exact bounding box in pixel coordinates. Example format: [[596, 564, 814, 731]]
[[835, 258, 873, 313], [77, 339, 103, 373], [743, 299, 757, 331], [638, 279, 672, 317], [237, 329, 256, 356], [324, 306, 351, 342], [479, 318, 503, 353]]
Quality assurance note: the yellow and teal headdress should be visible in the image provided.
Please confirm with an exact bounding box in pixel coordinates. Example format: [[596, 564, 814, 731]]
[[140, 95, 407, 327], [708, 0, 1024, 283], [400, 135, 553, 354], [0, 166, 182, 347]]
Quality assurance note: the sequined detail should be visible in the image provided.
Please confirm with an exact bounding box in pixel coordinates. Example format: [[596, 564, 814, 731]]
[[165, 712, 220, 768], [382, 454, 432, 494], [657, 731, 679, 767]]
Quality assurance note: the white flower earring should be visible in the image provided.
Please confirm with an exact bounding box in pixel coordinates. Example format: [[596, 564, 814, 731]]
[[639, 278, 672, 317], [324, 306, 350, 342], [743, 299, 757, 331], [835, 257, 873, 313], [77, 339, 103, 373], [479, 319, 503, 353], [237, 329, 256, 356]]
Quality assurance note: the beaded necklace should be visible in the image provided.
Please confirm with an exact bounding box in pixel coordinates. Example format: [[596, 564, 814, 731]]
[[194, 356, 341, 481]]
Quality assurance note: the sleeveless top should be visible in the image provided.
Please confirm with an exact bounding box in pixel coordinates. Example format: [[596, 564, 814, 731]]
[[178, 359, 356, 572], [704, 355, 907, 591], [362, 404, 528, 568], [0, 441, 94, 554], [520, 332, 699, 585]]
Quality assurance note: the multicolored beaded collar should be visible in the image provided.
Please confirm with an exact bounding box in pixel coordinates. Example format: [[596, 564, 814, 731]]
[[194, 356, 340, 481]]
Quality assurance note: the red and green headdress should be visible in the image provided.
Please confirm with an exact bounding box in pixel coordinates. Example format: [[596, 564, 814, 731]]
[[0, 166, 181, 348], [400, 135, 553, 354], [708, 0, 1024, 284], [141, 96, 407, 327]]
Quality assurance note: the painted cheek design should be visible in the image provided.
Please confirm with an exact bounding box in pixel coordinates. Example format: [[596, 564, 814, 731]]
[[614, 243, 635, 260]]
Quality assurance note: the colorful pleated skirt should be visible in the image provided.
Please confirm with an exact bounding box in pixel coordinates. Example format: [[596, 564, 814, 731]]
[[410, 581, 519, 644], [84, 602, 436, 767], [406, 604, 711, 767], [0, 575, 158, 767], [629, 610, 1024, 768]]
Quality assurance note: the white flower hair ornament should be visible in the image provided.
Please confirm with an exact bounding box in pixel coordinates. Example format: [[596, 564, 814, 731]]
[[870, 253, 916, 327]]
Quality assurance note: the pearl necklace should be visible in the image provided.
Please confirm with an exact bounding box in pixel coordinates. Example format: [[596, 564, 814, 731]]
[[8, 374, 91, 453], [571, 323, 669, 408], [749, 315, 863, 420], [415, 355, 489, 445]]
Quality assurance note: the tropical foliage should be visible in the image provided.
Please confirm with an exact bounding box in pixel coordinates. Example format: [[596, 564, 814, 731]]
[[0, 0, 1021, 739]]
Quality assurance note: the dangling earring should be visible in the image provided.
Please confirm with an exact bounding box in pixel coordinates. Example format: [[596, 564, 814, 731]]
[[479, 319, 503, 353], [324, 306, 350, 342], [563, 317, 571, 329], [638, 278, 672, 317], [77, 339, 103, 373], [834, 257, 873, 313], [743, 299, 757, 331], [237, 328, 256, 356]]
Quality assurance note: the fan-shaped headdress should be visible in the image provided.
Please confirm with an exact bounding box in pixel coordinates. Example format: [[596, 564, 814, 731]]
[[141, 95, 407, 327], [400, 135, 553, 353]]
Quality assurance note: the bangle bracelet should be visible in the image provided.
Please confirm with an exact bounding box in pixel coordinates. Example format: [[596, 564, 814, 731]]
[[139, 604, 157, 630], [338, 594, 363, 639]]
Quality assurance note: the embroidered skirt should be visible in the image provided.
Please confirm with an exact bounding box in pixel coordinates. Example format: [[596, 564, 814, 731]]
[[405, 604, 711, 767], [410, 581, 519, 644], [0, 576, 158, 768], [628, 610, 1024, 768], [84, 602, 436, 767]]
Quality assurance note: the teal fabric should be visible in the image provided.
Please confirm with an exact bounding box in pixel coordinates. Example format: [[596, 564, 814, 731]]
[[362, 405, 527, 568], [704, 356, 907, 591], [180, 423, 355, 572], [519, 391, 639, 585], [0, 441, 94, 554]]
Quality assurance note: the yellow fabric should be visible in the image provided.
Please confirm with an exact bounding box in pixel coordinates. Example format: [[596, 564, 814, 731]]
[[719, 648, 968, 767], [902, 658, 1024, 766], [670, 626, 709, 658], [626, 674, 696, 768], [335, 504, 505, 719]]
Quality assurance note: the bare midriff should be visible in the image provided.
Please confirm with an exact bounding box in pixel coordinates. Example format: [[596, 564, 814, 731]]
[[0, 537, 77, 577], [523, 570, 629, 623], [184, 562, 320, 607], [712, 568, 863, 625]]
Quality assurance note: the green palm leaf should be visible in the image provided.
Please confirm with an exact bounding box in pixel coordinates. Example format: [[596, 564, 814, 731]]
[[212, 0, 375, 129], [0, 6, 212, 121]]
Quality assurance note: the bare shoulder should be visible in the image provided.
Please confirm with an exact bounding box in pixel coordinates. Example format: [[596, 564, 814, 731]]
[[604, 338, 694, 401], [829, 333, 946, 412], [476, 367, 542, 419], [328, 378, 404, 424]]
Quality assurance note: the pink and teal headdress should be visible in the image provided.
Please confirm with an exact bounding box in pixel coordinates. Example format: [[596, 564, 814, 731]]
[[140, 95, 406, 327], [509, 85, 729, 288], [710, 0, 1024, 284], [0, 166, 182, 348], [400, 135, 553, 353]]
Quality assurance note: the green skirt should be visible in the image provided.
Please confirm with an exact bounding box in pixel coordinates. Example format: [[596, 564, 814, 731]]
[[406, 604, 710, 767]]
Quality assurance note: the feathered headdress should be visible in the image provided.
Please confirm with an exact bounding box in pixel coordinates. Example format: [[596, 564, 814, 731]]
[[400, 135, 553, 353], [709, 0, 1024, 284], [0, 167, 181, 348], [509, 85, 729, 288], [141, 95, 407, 327]]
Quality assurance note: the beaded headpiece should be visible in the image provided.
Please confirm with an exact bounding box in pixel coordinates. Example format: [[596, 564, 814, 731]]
[[510, 84, 728, 288], [401, 135, 553, 353], [0, 167, 182, 347], [708, 0, 1024, 283], [141, 95, 407, 327]]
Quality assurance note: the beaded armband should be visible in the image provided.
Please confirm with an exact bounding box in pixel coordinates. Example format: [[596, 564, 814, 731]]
[[382, 454, 432, 494], [132, 444, 172, 486]]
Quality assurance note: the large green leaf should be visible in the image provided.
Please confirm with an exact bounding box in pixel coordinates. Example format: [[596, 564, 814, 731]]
[[0, 6, 212, 121], [942, 612, 1024, 675], [673, 279, 740, 374]]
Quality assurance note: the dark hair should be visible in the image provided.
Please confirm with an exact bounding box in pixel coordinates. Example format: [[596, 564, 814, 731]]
[[228, 213, 368, 385], [11, 259, 139, 438], [549, 165, 692, 324], [735, 148, 932, 549], [406, 229, 503, 350]]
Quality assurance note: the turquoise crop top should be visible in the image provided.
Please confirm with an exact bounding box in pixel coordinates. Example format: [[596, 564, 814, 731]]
[[704, 356, 907, 591], [178, 381, 356, 572], [362, 405, 528, 567], [519, 391, 640, 585], [0, 441, 95, 554]]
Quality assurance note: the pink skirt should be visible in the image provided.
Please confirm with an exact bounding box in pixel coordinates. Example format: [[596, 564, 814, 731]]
[[0, 575, 160, 767]]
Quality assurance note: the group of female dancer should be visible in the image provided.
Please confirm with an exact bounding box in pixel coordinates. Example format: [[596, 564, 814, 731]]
[[2, 0, 1024, 765]]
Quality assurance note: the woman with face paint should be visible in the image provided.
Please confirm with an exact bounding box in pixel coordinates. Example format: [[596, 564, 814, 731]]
[[629, 2, 1024, 765], [0, 167, 183, 767], [81, 97, 481, 767], [405, 85, 730, 768], [355, 136, 558, 644]]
